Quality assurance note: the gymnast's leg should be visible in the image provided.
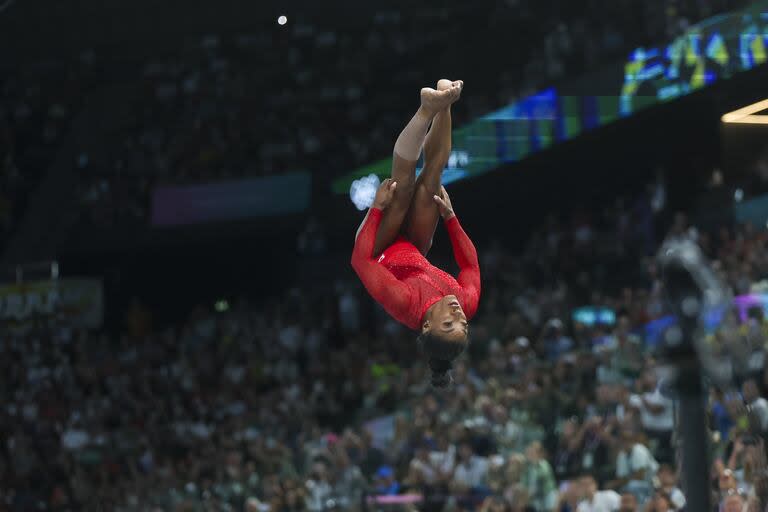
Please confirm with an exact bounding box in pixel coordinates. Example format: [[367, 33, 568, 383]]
[[404, 79, 462, 255], [356, 84, 461, 256]]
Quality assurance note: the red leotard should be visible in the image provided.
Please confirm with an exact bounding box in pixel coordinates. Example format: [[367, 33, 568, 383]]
[[351, 207, 481, 330]]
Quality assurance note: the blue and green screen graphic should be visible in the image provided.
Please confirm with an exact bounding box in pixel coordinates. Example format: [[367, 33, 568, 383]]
[[333, 0, 768, 196]]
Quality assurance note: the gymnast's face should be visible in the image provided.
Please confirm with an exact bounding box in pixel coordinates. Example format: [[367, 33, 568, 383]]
[[423, 295, 468, 342]]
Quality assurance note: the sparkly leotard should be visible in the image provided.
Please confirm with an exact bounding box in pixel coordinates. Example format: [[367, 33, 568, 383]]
[[351, 208, 481, 330]]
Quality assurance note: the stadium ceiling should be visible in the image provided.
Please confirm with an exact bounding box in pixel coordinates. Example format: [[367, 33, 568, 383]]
[[0, 0, 387, 62]]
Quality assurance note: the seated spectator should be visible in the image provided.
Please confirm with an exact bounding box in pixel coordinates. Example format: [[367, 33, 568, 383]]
[[655, 464, 685, 510], [607, 431, 658, 504], [579, 417, 614, 484], [553, 419, 585, 481], [630, 370, 674, 462], [556, 479, 583, 512], [722, 493, 746, 512], [619, 493, 638, 512], [642, 491, 673, 512], [331, 447, 367, 510], [716, 467, 744, 507], [743, 379, 768, 432], [711, 388, 736, 442], [374, 465, 400, 496], [500, 454, 528, 505], [612, 317, 644, 381], [576, 474, 621, 512], [480, 495, 513, 512], [539, 318, 574, 362], [522, 441, 558, 511], [305, 462, 333, 511], [406, 442, 441, 489], [451, 441, 491, 509]]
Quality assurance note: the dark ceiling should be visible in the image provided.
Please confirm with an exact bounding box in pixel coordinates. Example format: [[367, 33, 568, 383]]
[[0, 0, 389, 63]]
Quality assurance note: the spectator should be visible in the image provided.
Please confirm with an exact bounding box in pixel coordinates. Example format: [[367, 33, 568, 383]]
[[305, 462, 333, 511], [553, 419, 585, 480], [557, 479, 583, 512], [619, 493, 639, 512], [539, 318, 574, 362], [608, 430, 658, 503], [331, 447, 367, 510], [642, 491, 673, 512], [374, 465, 400, 496], [631, 370, 674, 462], [722, 493, 746, 512], [451, 441, 491, 508], [4, 134, 768, 511], [576, 474, 621, 512], [712, 388, 736, 442], [407, 442, 437, 483], [480, 495, 512, 512], [522, 441, 558, 511], [743, 379, 768, 432], [655, 464, 685, 510]]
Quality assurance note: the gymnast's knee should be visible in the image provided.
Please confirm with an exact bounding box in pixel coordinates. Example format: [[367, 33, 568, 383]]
[[414, 181, 441, 203], [394, 179, 416, 202]]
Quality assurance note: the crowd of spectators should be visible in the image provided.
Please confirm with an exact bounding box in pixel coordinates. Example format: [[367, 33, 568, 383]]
[[5, 173, 768, 511], [0, 0, 753, 233], [3, 2, 766, 511], [66, 0, 750, 228]]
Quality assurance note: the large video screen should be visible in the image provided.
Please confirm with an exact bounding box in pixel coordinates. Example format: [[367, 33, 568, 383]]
[[333, 0, 768, 199]]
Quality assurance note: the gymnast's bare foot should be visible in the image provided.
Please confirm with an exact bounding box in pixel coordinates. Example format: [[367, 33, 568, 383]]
[[420, 81, 462, 117], [437, 79, 463, 92]]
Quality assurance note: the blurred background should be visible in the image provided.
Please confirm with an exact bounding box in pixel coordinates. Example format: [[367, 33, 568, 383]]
[[1, 0, 768, 510]]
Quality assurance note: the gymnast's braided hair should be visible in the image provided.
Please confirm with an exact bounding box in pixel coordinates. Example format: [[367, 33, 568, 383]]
[[417, 331, 468, 388]]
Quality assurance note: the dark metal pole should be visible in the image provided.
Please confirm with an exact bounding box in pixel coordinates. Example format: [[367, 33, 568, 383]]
[[675, 357, 711, 512], [658, 239, 724, 512]]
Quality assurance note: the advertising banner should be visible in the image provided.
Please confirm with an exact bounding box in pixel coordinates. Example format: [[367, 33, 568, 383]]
[[0, 278, 103, 328], [151, 172, 311, 226]]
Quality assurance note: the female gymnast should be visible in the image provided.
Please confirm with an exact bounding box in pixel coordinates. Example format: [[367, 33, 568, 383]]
[[351, 79, 481, 387]]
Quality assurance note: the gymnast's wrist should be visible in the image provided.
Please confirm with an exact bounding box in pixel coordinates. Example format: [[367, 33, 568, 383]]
[[443, 210, 456, 221]]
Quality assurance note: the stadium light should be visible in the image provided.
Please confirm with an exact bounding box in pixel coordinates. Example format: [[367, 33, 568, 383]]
[[721, 98, 768, 124]]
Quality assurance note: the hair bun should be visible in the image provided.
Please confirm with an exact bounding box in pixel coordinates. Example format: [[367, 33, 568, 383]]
[[430, 369, 453, 388], [428, 358, 453, 388]]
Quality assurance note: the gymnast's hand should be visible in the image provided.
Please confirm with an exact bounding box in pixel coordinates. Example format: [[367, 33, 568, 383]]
[[433, 186, 455, 220], [373, 178, 397, 210]]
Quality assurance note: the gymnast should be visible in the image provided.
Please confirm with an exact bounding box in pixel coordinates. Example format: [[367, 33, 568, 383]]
[[351, 79, 481, 387]]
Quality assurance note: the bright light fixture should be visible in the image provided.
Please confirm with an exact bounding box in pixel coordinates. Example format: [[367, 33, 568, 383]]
[[721, 98, 768, 124]]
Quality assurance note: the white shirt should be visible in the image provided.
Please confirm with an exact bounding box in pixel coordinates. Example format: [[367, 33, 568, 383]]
[[749, 397, 768, 431], [616, 443, 658, 481], [62, 428, 90, 450], [410, 458, 439, 485], [453, 456, 489, 488], [632, 389, 674, 431], [667, 487, 686, 509], [305, 479, 332, 512], [577, 490, 621, 512], [430, 445, 456, 475]]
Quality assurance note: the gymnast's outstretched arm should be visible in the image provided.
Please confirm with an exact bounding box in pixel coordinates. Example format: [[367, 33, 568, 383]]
[[351, 179, 413, 321], [434, 186, 480, 319]]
